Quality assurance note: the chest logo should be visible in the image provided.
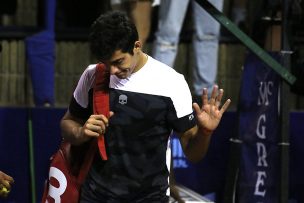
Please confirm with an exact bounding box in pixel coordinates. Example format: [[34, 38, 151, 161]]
[[119, 94, 128, 105]]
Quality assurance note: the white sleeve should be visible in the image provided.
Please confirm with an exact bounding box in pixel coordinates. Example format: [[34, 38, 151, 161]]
[[73, 64, 96, 108], [170, 74, 193, 118]]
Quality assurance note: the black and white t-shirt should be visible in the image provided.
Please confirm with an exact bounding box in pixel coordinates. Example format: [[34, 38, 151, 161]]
[[69, 55, 196, 201]]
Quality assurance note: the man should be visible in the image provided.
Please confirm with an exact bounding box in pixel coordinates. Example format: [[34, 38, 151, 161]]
[[61, 11, 231, 202], [0, 171, 14, 197]]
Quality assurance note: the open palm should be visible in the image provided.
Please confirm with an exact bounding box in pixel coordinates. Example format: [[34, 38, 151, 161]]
[[193, 86, 231, 132]]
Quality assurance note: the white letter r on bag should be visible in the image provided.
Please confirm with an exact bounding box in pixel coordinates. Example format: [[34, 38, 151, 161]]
[[47, 167, 68, 203]]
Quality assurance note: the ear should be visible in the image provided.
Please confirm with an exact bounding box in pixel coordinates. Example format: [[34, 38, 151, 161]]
[[133, 41, 142, 53]]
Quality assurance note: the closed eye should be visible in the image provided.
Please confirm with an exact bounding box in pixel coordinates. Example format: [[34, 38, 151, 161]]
[[111, 58, 124, 66]]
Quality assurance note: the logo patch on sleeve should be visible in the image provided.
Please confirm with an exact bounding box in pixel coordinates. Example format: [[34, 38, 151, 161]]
[[188, 114, 194, 121]]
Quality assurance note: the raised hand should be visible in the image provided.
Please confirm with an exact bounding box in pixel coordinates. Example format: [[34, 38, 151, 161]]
[[193, 85, 231, 132]]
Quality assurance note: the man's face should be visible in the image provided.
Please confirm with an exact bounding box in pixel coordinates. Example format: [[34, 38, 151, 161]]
[[105, 49, 138, 79]]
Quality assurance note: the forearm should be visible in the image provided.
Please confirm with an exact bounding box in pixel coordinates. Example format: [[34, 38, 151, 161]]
[[60, 112, 90, 145], [182, 126, 213, 163]]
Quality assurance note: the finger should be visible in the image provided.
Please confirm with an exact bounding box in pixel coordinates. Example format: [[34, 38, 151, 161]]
[[215, 89, 224, 107], [92, 114, 111, 127], [92, 112, 111, 119], [98, 126, 106, 135], [7, 176, 14, 184], [0, 173, 14, 185], [88, 115, 108, 128], [109, 111, 114, 118], [219, 99, 231, 114], [90, 115, 107, 128], [209, 85, 218, 105], [100, 114, 110, 127], [86, 123, 104, 135], [192, 103, 201, 115], [90, 114, 104, 120], [202, 88, 208, 106], [83, 128, 100, 137]]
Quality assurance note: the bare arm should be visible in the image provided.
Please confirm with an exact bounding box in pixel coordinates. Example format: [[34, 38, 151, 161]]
[[178, 126, 212, 163], [60, 110, 113, 145], [177, 86, 231, 163]]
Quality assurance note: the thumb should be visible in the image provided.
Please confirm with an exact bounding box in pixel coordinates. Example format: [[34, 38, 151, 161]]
[[109, 111, 115, 118]]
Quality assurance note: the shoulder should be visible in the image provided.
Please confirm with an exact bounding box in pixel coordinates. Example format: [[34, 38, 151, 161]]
[[148, 56, 193, 118], [73, 64, 97, 108], [81, 64, 97, 82], [148, 56, 185, 83], [77, 64, 97, 87]]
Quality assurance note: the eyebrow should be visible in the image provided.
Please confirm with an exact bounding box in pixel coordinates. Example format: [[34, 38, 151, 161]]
[[110, 57, 124, 64]]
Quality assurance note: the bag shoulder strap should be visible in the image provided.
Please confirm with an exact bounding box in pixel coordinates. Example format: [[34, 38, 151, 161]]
[[78, 63, 110, 182], [93, 63, 110, 161]]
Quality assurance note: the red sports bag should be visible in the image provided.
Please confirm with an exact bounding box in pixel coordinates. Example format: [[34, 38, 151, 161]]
[[41, 63, 110, 203]]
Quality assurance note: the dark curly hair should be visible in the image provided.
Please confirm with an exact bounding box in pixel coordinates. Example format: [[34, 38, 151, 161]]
[[89, 11, 139, 61]]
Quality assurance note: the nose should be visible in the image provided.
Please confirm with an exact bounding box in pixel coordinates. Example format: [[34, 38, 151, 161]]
[[110, 65, 120, 75]]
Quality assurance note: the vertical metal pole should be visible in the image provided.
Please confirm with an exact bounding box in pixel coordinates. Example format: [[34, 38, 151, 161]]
[[279, 0, 291, 202], [28, 109, 36, 203]]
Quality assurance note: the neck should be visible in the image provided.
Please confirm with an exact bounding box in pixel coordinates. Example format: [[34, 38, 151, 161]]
[[133, 51, 148, 73]]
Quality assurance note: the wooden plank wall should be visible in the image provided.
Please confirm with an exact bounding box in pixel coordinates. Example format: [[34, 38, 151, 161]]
[[1, 40, 304, 109]]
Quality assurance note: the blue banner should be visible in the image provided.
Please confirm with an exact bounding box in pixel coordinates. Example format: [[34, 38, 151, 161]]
[[238, 52, 280, 202], [25, 0, 56, 107]]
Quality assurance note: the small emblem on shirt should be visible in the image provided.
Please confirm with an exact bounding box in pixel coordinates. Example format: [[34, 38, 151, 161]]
[[189, 114, 194, 121], [119, 94, 128, 105]]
